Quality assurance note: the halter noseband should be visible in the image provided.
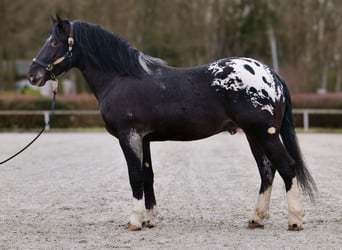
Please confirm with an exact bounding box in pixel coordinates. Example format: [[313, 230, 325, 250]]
[[32, 23, 74, 80]]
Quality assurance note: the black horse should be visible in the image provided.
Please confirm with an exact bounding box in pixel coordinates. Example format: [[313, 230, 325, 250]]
[[28, 16, 316, 231]]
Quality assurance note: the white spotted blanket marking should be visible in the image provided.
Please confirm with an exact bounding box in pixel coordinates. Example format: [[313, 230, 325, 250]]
[[208, 58, 284, 115]]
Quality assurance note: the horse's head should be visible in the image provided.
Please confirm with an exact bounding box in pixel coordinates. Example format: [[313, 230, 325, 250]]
[[28, 15, 74, 86]]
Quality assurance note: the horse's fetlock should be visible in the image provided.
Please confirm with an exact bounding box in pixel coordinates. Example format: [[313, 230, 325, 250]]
[[144, 206, 158, 228]]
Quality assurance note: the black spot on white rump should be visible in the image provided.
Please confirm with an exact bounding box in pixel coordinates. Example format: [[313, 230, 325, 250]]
[[216, 65, 235, 79], [262, 76, 272, 87], [244, 64, 255, 75], [262, 89, 269, 98], [254, 61, 261, 67]]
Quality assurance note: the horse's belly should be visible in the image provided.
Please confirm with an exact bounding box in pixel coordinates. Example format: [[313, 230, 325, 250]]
[[148, 117, 236, 141]]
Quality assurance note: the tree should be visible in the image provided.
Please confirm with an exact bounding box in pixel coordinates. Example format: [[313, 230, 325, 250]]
[[1, 0, 342, 93]]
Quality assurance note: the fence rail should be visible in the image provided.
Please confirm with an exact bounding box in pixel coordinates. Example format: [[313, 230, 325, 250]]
[[292, 109, 342, 131], [0, 110, 100, 130], [1, 109, 342, 131]]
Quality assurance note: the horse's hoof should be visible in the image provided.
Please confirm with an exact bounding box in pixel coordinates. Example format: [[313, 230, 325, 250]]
[[142, 220, 155, 228], [247, 220, 264, 229], [288, 223, 303, 231], [127, 223, 142, 231]]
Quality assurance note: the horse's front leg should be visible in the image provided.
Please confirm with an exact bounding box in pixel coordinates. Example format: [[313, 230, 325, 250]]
[[119, 130, 145, 231], [142, 140, 158, 228]]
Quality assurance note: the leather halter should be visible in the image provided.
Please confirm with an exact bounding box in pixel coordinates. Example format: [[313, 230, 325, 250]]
[[32, 23, 74, 80]]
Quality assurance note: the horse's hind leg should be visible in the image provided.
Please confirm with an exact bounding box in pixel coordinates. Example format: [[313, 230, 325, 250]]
[[246, 134, 276, 229], [260, 135, 305, 231], [142, 140, 158, 228]]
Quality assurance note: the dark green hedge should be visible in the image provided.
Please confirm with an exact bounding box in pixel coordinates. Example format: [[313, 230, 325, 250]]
[[0, 93, 101, 129]]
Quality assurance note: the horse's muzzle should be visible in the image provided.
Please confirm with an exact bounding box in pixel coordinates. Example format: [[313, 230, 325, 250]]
[[27, 69, 46, 87]]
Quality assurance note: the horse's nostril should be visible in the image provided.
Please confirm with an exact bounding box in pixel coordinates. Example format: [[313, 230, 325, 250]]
[[27, 73, 34, 83]]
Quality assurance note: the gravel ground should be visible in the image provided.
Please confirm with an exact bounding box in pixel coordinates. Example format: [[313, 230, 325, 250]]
[[0, 132, 341, 250]]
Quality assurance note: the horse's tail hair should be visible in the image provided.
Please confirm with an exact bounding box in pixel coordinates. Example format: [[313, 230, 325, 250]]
[[278, 75, 317, 200]]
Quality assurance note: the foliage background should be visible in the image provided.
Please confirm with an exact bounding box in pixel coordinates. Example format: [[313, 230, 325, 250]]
[[1, 0, 342, 93]]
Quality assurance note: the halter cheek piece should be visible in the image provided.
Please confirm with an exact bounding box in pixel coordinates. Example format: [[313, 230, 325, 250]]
[[32, 23, 74, 80]]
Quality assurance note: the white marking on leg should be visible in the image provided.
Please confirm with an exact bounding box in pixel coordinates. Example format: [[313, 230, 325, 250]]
[[144, 206, 159, 227], [144, 162, 150, 168], [267, 126, 276, 134], [127, 112, 133, 119], [128, 129, 143, 160], [287, 177, 305, 229], [249, 186, 273, 225], [129, 198, 145, 229]]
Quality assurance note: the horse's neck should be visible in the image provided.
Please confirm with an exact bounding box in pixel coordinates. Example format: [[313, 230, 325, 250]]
[[79, 63, 117, 102]]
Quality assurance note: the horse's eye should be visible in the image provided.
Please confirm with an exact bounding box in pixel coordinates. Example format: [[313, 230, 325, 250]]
[[50, 41, 57, 47]]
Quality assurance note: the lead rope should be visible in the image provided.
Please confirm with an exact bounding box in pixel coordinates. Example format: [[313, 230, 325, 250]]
[[0, 81, 58, 165]]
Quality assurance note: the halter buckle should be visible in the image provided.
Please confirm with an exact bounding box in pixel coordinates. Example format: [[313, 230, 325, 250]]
[[68, 37, 74, 51], [46, 64, 53, 71], [50, 72, 56, 80]]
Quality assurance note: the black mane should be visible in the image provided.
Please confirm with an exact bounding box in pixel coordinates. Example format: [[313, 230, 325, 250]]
[[72, 21, 143, 76]]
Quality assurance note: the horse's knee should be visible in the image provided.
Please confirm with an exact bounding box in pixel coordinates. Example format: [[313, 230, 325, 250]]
[[143, 163, 154, 184]]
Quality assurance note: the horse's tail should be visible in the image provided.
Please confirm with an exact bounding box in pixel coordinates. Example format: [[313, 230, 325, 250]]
[[278, 75, 317, 200]]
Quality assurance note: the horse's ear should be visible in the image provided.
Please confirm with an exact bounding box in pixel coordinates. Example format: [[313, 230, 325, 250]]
[[56, 14, 63, 24], [61, 20, 71, 35], [55, 14, 70, 35], [50, 16, 57, 24]]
